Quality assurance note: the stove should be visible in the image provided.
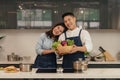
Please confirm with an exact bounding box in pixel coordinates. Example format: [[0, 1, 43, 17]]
[[36, 68, 82, 73]]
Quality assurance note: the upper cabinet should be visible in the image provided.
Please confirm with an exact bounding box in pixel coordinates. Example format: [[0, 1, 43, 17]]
[[0, 0, 120, 29], [0, 1, 17, 29]]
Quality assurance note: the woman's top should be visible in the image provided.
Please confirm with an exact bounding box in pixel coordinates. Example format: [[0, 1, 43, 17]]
[[34, 33, 57, 68], [35, 33, 54, 55]]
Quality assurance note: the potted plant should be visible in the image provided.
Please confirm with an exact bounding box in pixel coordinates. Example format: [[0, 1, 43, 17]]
[[0, 36, 5, 40], [0, 36, 5, 49]]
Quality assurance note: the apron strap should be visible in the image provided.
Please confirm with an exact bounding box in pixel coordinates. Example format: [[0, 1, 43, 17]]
[[79, 29, 82, 36], [64, 32, 67, 39]]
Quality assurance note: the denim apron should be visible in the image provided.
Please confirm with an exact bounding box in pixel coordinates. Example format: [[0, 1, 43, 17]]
[[62, 29, 85, 69], [33, 53, 57, 68]]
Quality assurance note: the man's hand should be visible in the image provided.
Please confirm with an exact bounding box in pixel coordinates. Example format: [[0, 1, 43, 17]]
[[69, 45, 78, 54], [57, 44, 73, 55]]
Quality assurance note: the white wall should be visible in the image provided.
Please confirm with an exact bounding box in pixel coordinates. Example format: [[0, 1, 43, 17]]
[[0, 29, 120, 62], [89, 30, 120, 58], [0, 29, 47, 62]]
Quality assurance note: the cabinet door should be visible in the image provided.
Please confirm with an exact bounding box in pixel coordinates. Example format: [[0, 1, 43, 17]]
[[0, 1, 17, 29], [0, 0, 120, 29], [0, 2, 7, 29], [17, 9, 53, 29], [73, 8, 100, 29]]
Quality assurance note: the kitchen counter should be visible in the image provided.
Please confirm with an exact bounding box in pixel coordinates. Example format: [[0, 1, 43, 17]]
[[88, 61, 120, 64], [0, 61, 120, 68], [0, 60, 120, 64], [0, 61, 33, 64], [0, 68, 120, 79]]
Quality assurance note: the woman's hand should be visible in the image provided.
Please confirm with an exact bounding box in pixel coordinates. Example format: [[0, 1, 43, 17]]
[[56, 44, 64, 55], [42, 49, 55, 55]]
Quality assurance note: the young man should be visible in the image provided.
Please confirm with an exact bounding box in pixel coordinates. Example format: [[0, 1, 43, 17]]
[[58, 12, 93, 69]]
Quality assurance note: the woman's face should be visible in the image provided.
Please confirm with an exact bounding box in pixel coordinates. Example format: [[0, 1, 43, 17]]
[[53, 25, 64, 36], [64, 15, 76, 30]]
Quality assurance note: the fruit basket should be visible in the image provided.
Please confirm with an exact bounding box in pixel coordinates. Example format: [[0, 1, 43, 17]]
[[57, 44, 73, 54], [52, 40, 74, 54]]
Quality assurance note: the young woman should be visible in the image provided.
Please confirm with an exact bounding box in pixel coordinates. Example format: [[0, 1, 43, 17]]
[[33, 22, 67, 68]]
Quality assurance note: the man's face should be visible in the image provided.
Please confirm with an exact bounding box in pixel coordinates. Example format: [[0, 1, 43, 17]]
[[64, 15, 76, 30]]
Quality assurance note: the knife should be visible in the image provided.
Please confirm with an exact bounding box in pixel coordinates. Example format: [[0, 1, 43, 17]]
[[99, 46, 106, 61], [99, 46, 106, 53]]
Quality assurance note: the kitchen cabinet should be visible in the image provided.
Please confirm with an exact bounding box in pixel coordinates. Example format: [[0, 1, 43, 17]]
[[0, 1, 17, 29], [0, 0, 120, 29]]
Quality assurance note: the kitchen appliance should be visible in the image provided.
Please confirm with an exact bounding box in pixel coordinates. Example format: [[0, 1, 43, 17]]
[[19, 63, 32, 72]]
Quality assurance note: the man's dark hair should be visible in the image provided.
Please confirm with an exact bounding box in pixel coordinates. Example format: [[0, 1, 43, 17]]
[[62, 12, 75, 19]]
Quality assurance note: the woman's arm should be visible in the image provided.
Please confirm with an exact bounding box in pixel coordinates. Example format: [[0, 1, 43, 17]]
[[35, 33, 55, 55], [42, 49, 55, 55]]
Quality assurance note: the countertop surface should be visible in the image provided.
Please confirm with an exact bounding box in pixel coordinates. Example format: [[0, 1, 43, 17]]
[[0, 61, 34, 64], [0, 68, 120, 79], [0, 60, 120, 64]]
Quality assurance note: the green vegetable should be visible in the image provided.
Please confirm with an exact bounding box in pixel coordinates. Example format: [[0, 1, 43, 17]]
[[84, 51, 89, 56], [67, 39, 74, 46], [52, 40, 74, 50], [52, 41, 61, 49]]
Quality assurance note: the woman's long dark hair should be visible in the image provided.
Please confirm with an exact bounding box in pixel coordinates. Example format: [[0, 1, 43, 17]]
[[45, 22, 67, 41]]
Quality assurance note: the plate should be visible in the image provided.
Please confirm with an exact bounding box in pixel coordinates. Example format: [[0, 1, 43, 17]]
[[4, 70, 19, 73]]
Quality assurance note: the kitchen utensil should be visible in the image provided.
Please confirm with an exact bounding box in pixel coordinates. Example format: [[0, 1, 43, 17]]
[[7, 53, 21, 61], [57, 67, 63, 73], [99, 46, 116, 61], [7, 53, 17, 61], [73, 58, 88, 71], [81, 61, 88, 71], [73, 60, 82, 71], [22, 56, 31, 61], [94, 56, 104, 62], [19, 63, 32, 72]]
